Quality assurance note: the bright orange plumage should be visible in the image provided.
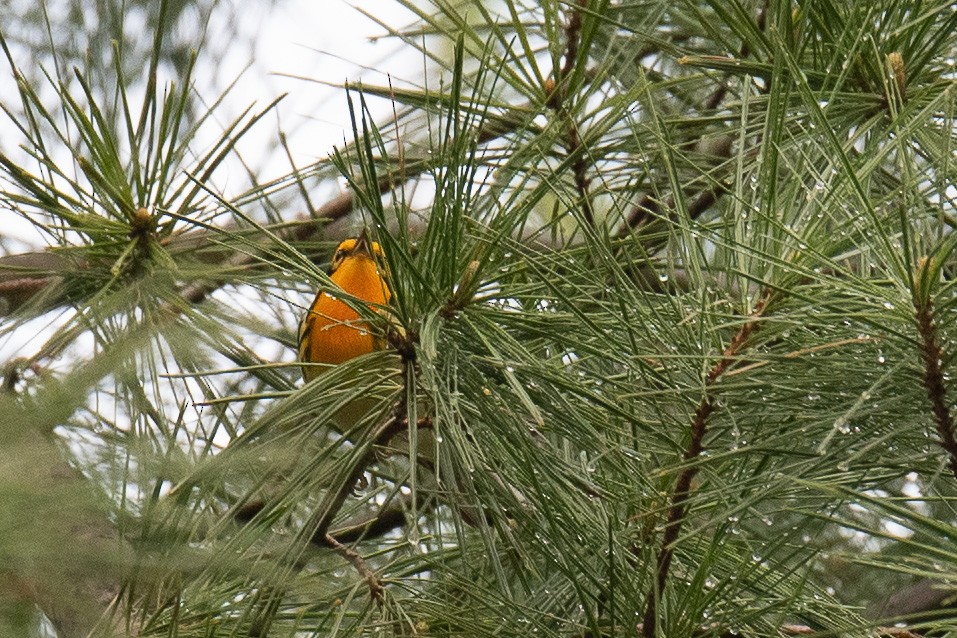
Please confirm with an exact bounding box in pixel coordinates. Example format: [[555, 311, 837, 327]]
[[298, 234, 391, 381]]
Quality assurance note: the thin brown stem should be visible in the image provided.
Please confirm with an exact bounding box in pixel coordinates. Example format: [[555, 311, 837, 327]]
[[914, 287, 957, 480], [323, 534, 384, 604], [640, 295, 769, 638], [618, 184, 724, 239], [306, 412, 408, 543], [636, 623, 921, 638], [550, 0, 595, 228]]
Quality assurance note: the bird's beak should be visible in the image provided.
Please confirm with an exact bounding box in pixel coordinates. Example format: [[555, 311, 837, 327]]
[[354, 228, 372, 257]]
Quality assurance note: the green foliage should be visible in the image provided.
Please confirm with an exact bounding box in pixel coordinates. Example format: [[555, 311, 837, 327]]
[[2, 0, 957, 636]]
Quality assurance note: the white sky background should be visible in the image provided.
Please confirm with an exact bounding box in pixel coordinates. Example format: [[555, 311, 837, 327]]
[[225, 0, 422, 173]]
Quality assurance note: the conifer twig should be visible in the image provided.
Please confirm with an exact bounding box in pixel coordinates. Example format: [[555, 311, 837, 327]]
[[306, 335, 417, 546], [547, 0, 595, 228], [618, 0, 766, 239], [324, 533, 384, 604], [640, 293, 770, 638], [912, 257, 957, 480], [635, 622, 921, 638]]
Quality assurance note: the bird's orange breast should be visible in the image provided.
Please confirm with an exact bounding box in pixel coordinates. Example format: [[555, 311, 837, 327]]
[[300, 254, 390, 378]]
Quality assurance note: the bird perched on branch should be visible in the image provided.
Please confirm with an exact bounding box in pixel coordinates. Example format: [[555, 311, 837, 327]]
[[233, 233, 394, 521]]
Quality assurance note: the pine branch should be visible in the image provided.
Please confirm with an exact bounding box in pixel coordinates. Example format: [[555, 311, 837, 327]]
[[912, 256, 957, 480], [305, 335, 417, 546], [634, 622, 923, 638], [323, 533, 384, 604], [0, 97, 544, 318], [868, 577, 957, 623], [640, 293, 770, 638], [547, 0, 595, 228]]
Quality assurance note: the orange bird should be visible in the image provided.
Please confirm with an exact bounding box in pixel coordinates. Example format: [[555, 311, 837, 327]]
[[298, 232, 391, 381]]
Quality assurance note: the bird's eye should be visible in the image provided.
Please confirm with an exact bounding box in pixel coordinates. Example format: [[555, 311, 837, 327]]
[[334, 250, 346, 261]]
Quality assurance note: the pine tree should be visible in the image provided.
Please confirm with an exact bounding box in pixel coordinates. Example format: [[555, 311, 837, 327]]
[[2, 0, 957, 636]]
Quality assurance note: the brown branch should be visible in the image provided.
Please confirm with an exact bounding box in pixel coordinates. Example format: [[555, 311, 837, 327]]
[[869, 577, 957, 623], [0, 274, 54, 303], [323, 533, 384, 604], [298, 347, 419, 605], [305, 413, 408, 544], [0, 251, 68, 314], [640, 294, 769, 638], [305, 335, 417, 545], [636, 622, 922, 638], [620, 0, 767, 239], [618, 183, 724, 239], [232, 378, 414, 617], [235, 496, 409, 545], [913, 259, 957, 480], [547, 0, 595, 228], [620, 193, 662, 234], [564, 0, 594, 228], [560, 1, 584, 80], [329, 499, 409, 544]]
